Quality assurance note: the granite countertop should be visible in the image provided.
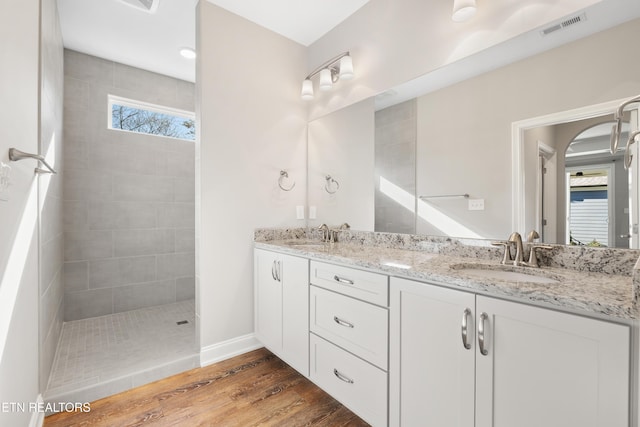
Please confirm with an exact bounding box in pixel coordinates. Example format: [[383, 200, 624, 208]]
[[255, 239, 638, 321]]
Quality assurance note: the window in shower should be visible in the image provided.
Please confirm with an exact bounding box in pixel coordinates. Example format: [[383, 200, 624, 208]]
[[108, 95, 195, 141]]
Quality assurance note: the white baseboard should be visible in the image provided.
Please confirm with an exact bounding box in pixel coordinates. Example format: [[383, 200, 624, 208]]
[[199, 333, 262, 367], [29, 394, 45, 427]]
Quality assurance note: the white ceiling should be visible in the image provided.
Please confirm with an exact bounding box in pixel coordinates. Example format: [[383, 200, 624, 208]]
[[204, 0, 370, 46], [57, 0, 370, 83], [57, 0, 640, 92]]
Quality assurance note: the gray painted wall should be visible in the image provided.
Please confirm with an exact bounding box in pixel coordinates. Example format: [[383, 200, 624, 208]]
[[63, 50, 195, 321], [197, 2, 307, 351], [308, 98, 375, 231]]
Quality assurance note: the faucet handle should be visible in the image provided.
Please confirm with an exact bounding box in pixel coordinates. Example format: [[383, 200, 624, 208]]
[[491, 241, 512, 265], [317, 223, 329, 241], [526, 244, 553, 268], [339, 222, 350, 230]]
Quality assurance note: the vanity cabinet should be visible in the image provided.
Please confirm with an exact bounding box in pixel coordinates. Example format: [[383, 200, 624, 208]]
[[389, 277, 631, 427], [254, 249, 309, 376], [309, 260, 389, 427]]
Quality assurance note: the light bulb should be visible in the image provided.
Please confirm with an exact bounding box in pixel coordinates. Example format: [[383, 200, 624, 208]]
[[339, 55, 354, 80], [301, 79, 314, 100], [319, 68, 333, 91]]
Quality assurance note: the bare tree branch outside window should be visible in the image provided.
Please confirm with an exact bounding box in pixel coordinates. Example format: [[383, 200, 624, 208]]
[[112, 104, 195, 141]]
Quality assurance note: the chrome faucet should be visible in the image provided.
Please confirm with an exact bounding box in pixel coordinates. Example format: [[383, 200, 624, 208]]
[[524, 229, 552, 268], [491, 240, 512, 265], [317, 223, 329, 242], [526, 230, 540, 243], [508, 232, 524, 266], [330, 222, 351, 243]]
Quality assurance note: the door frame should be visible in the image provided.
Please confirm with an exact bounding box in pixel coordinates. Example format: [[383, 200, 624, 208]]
[[564, 163, 614, 246], [512, 98, 632, 238]]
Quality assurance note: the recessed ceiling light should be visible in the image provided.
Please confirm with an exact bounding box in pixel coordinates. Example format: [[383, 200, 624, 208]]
[[179, 47, 196, 59]]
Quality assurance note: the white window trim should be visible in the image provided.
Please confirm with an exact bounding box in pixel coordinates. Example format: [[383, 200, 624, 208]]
[[107, 94, 195, 140]]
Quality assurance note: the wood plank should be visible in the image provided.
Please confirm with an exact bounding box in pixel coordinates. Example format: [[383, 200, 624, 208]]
[[44, 348, 370, 426]]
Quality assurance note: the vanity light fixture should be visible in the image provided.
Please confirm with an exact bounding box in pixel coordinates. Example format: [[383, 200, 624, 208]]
[[301, 52, 354, 100], [452, 0, 477, 22]]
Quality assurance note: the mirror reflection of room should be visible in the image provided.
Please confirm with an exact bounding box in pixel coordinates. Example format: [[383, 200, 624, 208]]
[[527, 117, 632, 248]]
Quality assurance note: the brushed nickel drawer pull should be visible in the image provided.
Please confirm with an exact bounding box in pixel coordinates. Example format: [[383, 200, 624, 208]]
[[333, 316, 354, 328], [461, 308, 472, 350], [333, 369, 354, 384], [478, 312, 489, 356], [334, 275, 354, 285]]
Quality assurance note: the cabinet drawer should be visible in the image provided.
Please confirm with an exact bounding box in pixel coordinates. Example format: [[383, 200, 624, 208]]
[[310, 285, 388, 369], [310, 333, 387, 427], [310, 260, 388, 306]]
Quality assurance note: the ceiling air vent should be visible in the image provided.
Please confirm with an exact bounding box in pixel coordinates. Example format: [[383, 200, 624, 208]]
[[541, 13, 586, 36], [116, 0, 159, 14]]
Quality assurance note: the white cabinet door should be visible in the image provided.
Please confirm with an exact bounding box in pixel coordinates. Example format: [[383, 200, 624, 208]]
[[254, 249, 282, 352], [390, 277, 476, 427], [475, 295, 630, 427], [281, 254, 309, 376], [255, 249, 309, 377]]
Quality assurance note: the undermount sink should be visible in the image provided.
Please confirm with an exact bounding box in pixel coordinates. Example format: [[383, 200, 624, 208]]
[[450, 263, 561, 284]]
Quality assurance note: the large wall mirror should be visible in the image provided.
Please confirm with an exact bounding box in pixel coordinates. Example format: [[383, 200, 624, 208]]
[[307, 8, 640, 249]]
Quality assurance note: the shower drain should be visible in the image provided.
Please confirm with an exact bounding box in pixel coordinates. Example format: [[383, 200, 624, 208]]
[[176, 320, 189, 325]]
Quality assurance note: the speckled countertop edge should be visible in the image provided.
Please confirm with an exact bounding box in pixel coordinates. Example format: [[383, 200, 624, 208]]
[[255, 239, 638, 321]]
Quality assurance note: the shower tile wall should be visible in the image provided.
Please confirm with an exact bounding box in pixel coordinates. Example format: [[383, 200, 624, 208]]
[[40, 0, 65, 390], [374, 99, 417, 234], [62, 50, 195, 321]]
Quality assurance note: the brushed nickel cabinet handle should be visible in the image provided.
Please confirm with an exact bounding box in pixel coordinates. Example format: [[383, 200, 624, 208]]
[[478, 312, 489, 356], [333, 275, 354, 285], [461, 308, 472, 350], [271, 261, 277, 281], [333, 316, 354, 328], [333, 369, 354, 384], [276, 260, 282, 282]]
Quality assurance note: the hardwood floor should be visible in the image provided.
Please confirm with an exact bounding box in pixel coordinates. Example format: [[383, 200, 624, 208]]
[[44, 347, 370, 426]]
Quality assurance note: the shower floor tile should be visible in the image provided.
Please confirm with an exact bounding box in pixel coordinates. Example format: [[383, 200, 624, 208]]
[[45, 300, 197, 403]]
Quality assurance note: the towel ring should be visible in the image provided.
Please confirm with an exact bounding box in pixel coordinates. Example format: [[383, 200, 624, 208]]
[[325, 175, 340, 194], [278, 170, 295, 191]]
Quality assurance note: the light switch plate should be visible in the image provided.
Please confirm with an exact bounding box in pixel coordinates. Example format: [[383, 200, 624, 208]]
[[296, 205, 305, 220], [468, 198, 484, 211], [309, 206, 317, 219]]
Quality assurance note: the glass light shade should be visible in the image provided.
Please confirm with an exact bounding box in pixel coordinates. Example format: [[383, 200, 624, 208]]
[[452, 0, 476, 22], [301, 79, 314, 100], [339, 55, 354, 80], [319, 68, 333, 91]]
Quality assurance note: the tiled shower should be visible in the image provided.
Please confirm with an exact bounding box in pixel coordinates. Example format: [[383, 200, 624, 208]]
[[44, 50, 197, 403]]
